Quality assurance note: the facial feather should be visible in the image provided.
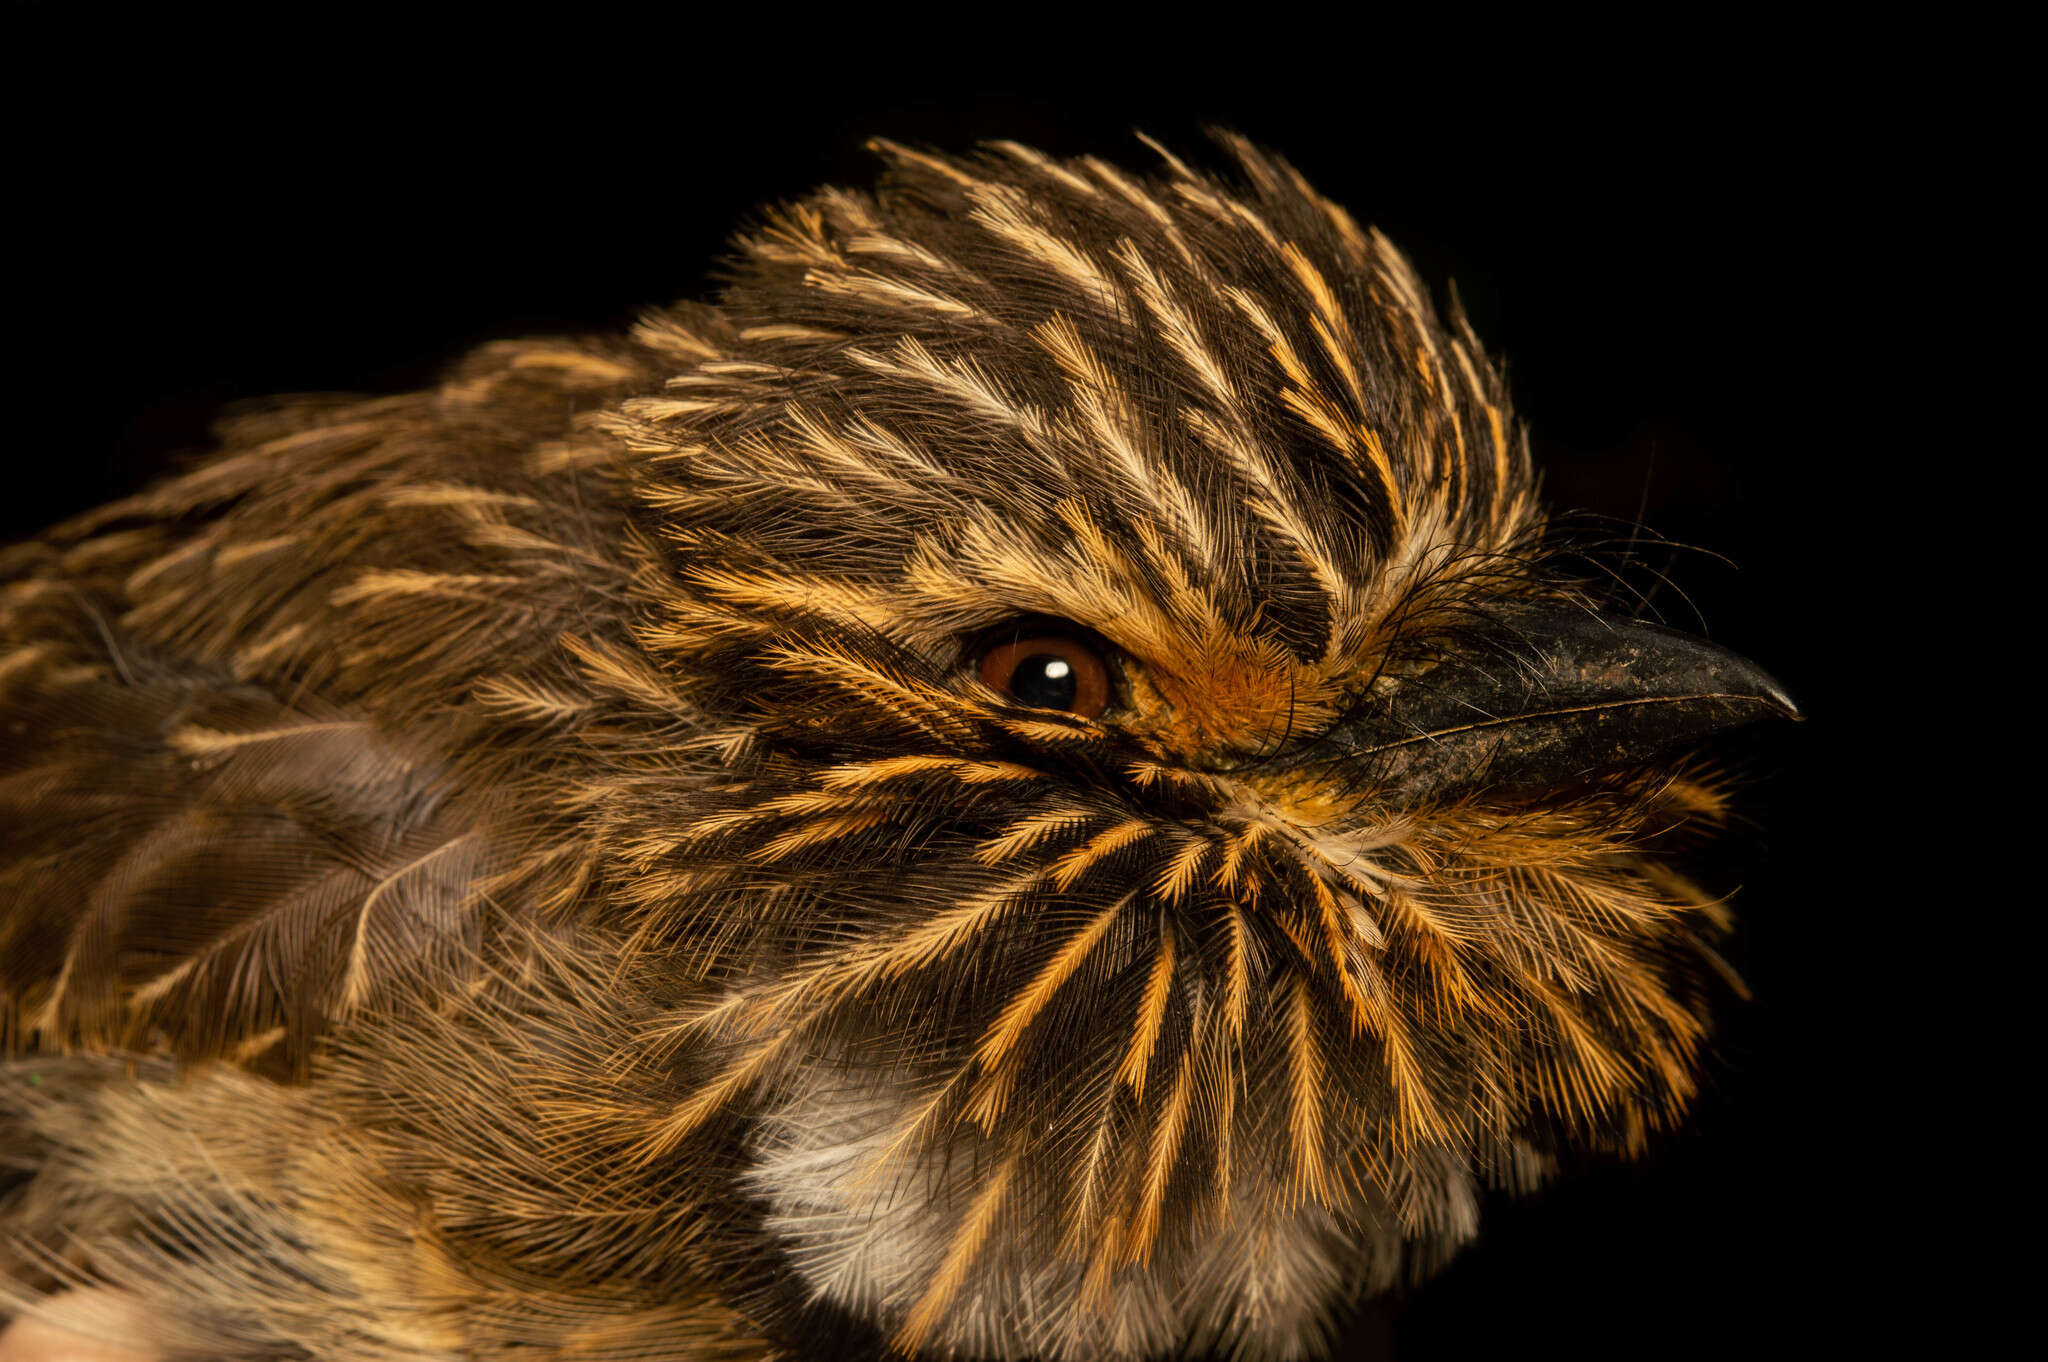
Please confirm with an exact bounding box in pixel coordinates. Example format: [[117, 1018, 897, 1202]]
[[592, 138, 1748, 1357]]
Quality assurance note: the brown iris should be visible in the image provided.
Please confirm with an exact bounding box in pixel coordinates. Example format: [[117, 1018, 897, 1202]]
[[977, 633, 1111, 718]]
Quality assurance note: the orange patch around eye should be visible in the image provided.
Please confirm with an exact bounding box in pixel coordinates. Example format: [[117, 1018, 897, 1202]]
[[1119, 643, 1345, 761]]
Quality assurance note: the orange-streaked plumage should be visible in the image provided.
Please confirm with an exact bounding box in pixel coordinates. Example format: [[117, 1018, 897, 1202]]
[[0, 135, 1789, 1361]]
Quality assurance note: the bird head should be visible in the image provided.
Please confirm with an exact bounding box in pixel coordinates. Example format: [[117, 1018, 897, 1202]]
[[588, 137, 1794, 1359]]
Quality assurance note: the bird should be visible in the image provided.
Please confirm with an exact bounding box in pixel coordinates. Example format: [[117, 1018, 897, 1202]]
[[0, 134, 1796, 1362]]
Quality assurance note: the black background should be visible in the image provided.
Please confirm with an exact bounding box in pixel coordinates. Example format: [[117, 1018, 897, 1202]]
[[6, 11, 1923, 1360]]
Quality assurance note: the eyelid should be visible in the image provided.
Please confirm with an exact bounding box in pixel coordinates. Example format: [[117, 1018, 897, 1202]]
[[965, 614, 1115, 656]]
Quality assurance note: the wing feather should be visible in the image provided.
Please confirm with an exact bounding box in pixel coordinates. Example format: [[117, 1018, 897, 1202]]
[[0, 328, 668, 1070]]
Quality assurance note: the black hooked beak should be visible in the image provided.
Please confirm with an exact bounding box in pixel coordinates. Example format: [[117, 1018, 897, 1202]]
[[1285, 607, 1800, 804]]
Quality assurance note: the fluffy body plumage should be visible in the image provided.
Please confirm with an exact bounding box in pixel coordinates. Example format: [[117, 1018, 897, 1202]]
[[0, 138, 1778, 1360]]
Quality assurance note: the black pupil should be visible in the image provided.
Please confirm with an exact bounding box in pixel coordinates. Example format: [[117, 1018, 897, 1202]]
[[1010, 652, 1078, 709]]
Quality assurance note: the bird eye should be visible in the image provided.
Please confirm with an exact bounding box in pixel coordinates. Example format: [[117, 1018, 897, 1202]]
[[977, 632, 1111, 718]]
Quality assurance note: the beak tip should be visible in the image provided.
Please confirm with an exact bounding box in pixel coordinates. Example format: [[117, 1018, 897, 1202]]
[[1735, 663, 1800, 723]]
